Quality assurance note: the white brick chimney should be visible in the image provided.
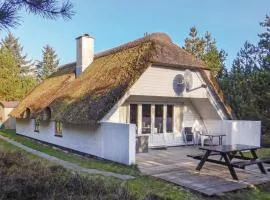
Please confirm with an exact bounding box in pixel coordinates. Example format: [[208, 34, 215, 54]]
[[76, 34, 94, 77]]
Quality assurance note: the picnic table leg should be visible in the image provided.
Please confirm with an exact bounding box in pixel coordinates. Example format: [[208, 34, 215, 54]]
[[221, 152, 238, 180], [196, 150, 211, 171], [229, 151, 237, 161], [222, 151, 233, 162], [250, 149, 267, 174]]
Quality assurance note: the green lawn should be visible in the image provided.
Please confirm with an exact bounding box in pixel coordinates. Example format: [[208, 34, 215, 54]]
[[0, 129, 270, 200]]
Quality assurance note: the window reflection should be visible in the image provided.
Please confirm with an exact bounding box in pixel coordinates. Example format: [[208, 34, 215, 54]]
[[167, 105, 173, 133], [130, 104, 175, 134], [155, 105, 163, 133], [142, 104, 151, 134], [130, 104, 138, 125]]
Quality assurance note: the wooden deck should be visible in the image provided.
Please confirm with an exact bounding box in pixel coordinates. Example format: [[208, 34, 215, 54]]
[[136, 146, 270, 196]]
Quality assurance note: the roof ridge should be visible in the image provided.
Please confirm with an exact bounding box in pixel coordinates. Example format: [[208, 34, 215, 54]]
[[58, 61, 76, 68], [57, 33, 172, 68], [95, 32, 172, 59], [58, 32, 206, 70]]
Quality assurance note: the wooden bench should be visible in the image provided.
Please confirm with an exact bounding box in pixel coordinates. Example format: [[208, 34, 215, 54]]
[[187, 152, 221, 159], [232, 157, 270, 170]]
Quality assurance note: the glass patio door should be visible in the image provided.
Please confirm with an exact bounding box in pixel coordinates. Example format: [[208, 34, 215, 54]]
[[155, 105, 163, 133], [142, 104, 151, 134]]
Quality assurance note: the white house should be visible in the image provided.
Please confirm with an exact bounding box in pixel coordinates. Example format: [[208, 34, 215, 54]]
[[11, 33, 261, 165]]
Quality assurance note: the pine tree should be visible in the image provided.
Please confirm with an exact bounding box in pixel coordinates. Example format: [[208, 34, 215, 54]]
[[0, 0, 74, 30], [258, 15, 270, 69], [0, 48, 36, 100], [255, 15, 270, 133], [1, 33, 33, 75], [183, 27, 205, 59], [37, 45, 59, 81], [183, 27, 227, 77], [219, 15, 270, 134]]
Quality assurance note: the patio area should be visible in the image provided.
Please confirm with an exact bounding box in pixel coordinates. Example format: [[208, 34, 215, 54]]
[[136, 146, 270, 196]]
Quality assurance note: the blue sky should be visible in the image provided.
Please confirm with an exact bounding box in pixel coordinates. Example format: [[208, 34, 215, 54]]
[[5, 0, 269, 67]]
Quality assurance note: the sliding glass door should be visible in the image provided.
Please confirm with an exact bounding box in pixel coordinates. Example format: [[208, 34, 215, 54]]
[[166, 105, 173, 133], [142, 104, 151, 134], [155, 105, 163, 133], [129, 103, 175, 135]]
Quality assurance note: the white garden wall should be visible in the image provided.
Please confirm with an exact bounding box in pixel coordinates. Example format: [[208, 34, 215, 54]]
[[204, 120, 261, 146], [225, 121, 261, 146], [16, 119, 136, 165], [149, 120, 261, 147]]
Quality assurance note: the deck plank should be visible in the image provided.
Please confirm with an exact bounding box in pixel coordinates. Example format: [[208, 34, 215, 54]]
[[136, 146, 270, 196]]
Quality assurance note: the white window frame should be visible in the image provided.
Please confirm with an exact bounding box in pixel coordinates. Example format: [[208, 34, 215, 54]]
[[128, 103, 182, 135]]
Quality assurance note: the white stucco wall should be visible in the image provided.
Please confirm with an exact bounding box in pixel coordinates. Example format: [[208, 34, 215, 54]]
[[107, 106, 120, 123], [225, 120, 261, 146], [148, 120, 261, 147], [16, 119, 136, 165], [204, 120, 261, 146], [182, 101, 202, 127]]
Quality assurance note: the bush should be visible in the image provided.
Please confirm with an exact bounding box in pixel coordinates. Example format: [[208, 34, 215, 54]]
[[0, 151, 138, 200]]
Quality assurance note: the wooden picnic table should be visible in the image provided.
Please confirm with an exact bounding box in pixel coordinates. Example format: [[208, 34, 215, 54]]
[[195, 144, 267, 180]]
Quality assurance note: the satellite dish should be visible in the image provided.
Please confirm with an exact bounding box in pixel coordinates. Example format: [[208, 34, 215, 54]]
[[173, 74, 185, 95], [184, 69, 193, 91]]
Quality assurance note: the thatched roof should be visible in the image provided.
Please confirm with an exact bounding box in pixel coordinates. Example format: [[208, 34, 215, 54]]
[[10, 64, 75, 119], [11, 33, 232, 124]]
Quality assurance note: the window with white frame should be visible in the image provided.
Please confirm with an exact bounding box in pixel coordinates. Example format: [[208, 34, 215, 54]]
[[129, 103, 178, 134], [55, 121, 63, 137]]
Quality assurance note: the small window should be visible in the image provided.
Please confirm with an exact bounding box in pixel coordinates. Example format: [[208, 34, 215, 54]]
[[55, 121, 63, 137], [34, 119, 40, 132]]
